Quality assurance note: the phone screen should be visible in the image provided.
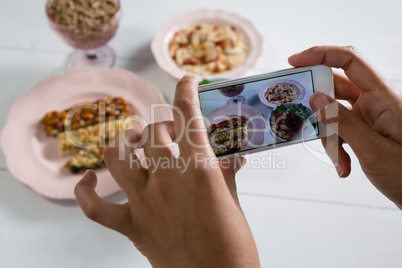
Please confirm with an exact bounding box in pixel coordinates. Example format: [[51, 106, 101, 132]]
[[199, 70, 319, 157]]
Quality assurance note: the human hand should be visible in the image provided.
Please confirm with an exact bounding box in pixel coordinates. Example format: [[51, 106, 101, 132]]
[[289, 46, 402, 208], [74, 75, 260, 267]]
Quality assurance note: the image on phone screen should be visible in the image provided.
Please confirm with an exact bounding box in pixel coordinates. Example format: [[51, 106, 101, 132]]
[[199, 70, 319, 157]]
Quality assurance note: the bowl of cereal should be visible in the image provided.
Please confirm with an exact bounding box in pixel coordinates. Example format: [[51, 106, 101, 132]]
[[46, 0, 121, 69], [258, 79, 305, 109], [151, 9, 263, 80]]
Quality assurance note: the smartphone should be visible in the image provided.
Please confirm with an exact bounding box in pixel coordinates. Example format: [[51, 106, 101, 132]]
[[198, 65, 334, 157]]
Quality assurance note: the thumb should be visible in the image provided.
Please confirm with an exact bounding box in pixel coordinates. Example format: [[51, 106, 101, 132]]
[[219, 156, 246, 204], [75, 170, 133, 237], [310, 92, 382, 162]]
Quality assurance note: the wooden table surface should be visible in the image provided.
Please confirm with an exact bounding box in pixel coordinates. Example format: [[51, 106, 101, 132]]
[[1, 0, 401, 267]]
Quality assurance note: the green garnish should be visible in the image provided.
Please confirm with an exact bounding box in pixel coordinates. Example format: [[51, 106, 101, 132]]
[[275, 104, 288, 114], [290, 103, 308, 120], [274, 103, 309, 121], [199, 79, 211, 85]]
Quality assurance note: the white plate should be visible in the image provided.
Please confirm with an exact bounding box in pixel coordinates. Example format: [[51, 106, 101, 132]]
[[267, 103, 317, 142], [151, 9, 263, 80], [258, 79, 306, 109], [0, 68, 172, 199]]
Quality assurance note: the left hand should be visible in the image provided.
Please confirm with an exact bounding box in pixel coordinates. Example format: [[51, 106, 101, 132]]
[[74, 74, 260, 268]]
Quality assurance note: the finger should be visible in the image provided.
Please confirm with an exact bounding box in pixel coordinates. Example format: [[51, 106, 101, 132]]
[[173, 74, 214, 157], [75, 170, 133, 237], [142, 121, 176, 158], [140, 121, 177, 172], [219, 156, 246, 205], [310, 92, 384, 163], [288, 45, 388, 93], [333, 72, 361, 104], [321, 135, 351, 178], [104, 129, 148, 195]]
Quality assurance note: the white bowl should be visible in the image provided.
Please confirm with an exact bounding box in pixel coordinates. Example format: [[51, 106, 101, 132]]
[[258, 79, 306, 109], [267, 103, 315, 142], [151, 9, 263, 80]]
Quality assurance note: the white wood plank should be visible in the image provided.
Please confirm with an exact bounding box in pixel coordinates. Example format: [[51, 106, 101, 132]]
[[1, 168, 401, 268], [0, 0, 401, 78], [239, 193, 402, 268], [236, 141, 398, 209], [0, 170, 151, 268], [0, 49, 399, 208], [1, 1, 402, 267]]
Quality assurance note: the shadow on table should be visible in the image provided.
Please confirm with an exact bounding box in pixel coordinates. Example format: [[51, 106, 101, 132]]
[[0, 169, 128, 222], [45, 188, 127, 207], [46, 189, 127, 207]]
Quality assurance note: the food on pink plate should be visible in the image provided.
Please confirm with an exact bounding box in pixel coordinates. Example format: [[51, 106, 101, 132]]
[[66, 147, 105, 174], [41, 96, 131, 173], [265, 84, 298, 105], [57, 118, 125, 157], [208, 116, 248, 156], [169, 22, 249, 76], [41, 96, 131, 137]]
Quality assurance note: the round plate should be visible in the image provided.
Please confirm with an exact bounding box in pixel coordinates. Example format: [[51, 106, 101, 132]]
[[0, 68, 172, 199], [267, 103, 317, 142], [258, 79, 306, 109], [151, 9, 263, 80], [206, 104, 266, 152]]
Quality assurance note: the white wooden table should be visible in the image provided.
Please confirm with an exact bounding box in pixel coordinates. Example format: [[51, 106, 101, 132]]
[[1, 0, 401, 267]]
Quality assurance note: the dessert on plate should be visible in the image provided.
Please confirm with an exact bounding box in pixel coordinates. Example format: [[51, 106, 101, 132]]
[[41, 96, 131, 173], [208, 115, 248, 156]]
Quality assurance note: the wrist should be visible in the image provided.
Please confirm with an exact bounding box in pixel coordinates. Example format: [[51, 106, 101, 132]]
[[148, 238, 260, 268]]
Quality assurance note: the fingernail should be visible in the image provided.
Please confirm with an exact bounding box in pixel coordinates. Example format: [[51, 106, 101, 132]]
[[84, 169, 94, 175], [239, 157, 247, 168], [232, 158, 246, 173], [289, 52, 301, 59], [183, 73, 195, 78], [131, 152, 139, 160], [334, 163, 344, 178], [310, 92, 332, 111]]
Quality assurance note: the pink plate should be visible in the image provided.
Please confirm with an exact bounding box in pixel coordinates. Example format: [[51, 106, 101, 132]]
[[206, 104, 266, 151], [151, 9, 263, 80], [0, 68, 172, 199]]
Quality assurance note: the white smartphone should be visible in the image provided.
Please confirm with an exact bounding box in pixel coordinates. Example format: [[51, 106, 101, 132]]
[[198, 65, 334, 157]]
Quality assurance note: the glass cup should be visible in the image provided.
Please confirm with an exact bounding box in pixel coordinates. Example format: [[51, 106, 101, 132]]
[[219, 84, 246, 105], [46, 0, 121, 69]]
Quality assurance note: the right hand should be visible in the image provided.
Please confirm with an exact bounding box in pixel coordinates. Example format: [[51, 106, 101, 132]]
[[289, 46, 402, 208]]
